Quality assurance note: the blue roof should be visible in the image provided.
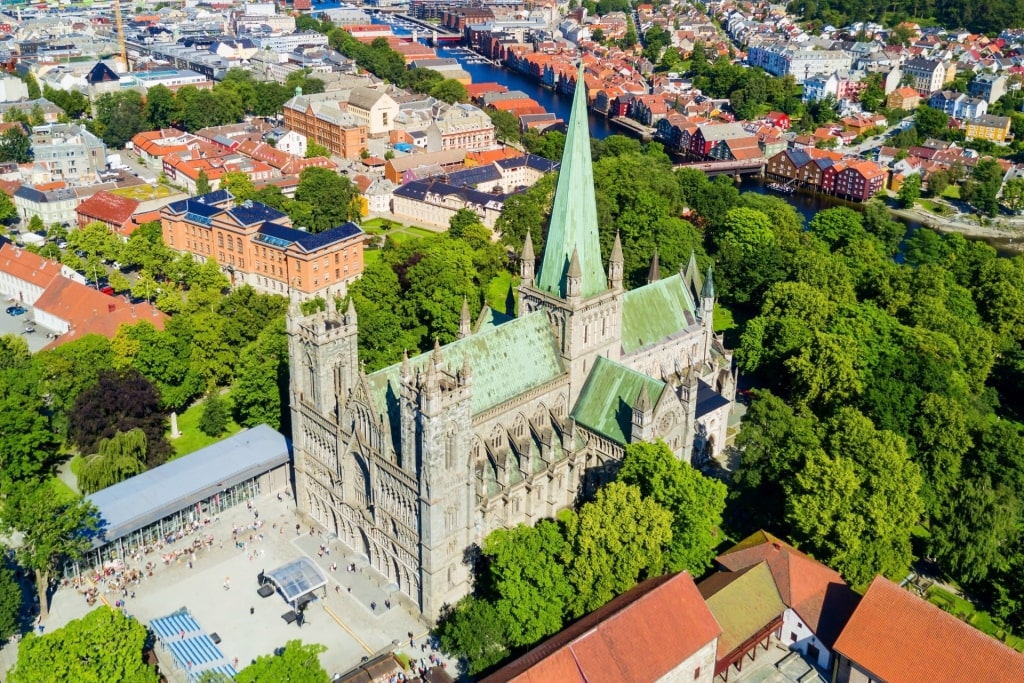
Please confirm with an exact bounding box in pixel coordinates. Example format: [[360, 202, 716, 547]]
[[166, 197, 223, 218], [227, 201, 287, 226], [86, 425, 289, 547], [394, 179, 505, 209], [257, 221, 363, 253]]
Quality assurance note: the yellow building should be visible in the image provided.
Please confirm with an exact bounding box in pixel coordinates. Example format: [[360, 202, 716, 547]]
[[965, 114, 1012, 143]]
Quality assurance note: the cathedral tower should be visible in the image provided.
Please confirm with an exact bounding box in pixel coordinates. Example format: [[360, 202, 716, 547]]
[[519, 64, 624, 405]]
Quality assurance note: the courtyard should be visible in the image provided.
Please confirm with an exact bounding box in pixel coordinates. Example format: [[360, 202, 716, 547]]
[[2, 492, 448, 681]]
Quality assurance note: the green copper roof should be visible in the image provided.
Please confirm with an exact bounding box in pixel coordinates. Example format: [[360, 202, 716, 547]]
[[621, 274, 699, 355], [571, 356, 666, 445], [535, 65, 606, 299], [367, 311, 565, 418]]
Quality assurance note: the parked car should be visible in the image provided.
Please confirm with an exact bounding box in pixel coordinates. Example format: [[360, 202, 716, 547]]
[[100, 285, 115, 296], [5, 305, 26, 316], [57, 240, 68, 249]]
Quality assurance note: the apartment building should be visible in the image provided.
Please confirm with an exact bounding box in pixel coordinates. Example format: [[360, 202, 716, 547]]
[[902, 58, 946, 95], [283, 94, 368, 159], [160, 191, 365, 300], [31, 123, 107, 183], [965, 114, 1012, 143]]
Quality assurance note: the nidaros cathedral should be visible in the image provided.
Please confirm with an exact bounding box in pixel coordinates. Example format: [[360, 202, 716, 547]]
[[287, 68, 736, 619]]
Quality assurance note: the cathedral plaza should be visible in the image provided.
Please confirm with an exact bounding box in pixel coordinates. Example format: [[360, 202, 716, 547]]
[[0, 491, 447, 681]]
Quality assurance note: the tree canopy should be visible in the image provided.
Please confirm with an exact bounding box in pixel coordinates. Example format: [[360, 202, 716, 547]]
[[235, 640, 328, 683]]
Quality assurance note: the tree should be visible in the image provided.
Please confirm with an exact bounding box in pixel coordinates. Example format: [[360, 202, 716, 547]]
[[898, 173, 922, 208], [144, 84, 177, 130], [559, 482, 673, 618], [0, 482, 98, 618], [195, 169, 212, 196], [77, 428, 148, 494], [0, 127, 32, 163], [487, 108, 520, 143], [20, 73, 40, 100], [235, 640, 328, 683], [7, 606, 158, 683], [92, 91, 146, 148], [448, 208, 483, 238], [305, 140, 331, 159], [0, 560, 20, 644], [232, 319, 288, 430], [808, 206, 866, 249], [293, 167, 360, 231], [430, 79, 468, 104], [199, 391, 229, 437], [927, 169, 950, 197], [435, 598, 510, 675], [68, 368, 170, 468], [914, 105, 950, 140], [482, 520, 572, 647], [619, 440, 727, 575], [218, 171, 255, 201], [1001, 176, 1024, 213], [0, 189, 15, 223], [0, 344, 58, 484], [35, 334, 114, 437]]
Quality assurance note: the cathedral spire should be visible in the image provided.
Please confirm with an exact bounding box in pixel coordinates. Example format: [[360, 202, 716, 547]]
[[520, 230, 535, 285], [534, 63, 605, 300], [566, 247, 582, 299], [701, 265, 715, 301], [647, 248, 661, 284]]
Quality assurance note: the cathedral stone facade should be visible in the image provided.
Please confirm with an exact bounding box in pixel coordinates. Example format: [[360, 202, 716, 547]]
[[287, 70, 736, 620]]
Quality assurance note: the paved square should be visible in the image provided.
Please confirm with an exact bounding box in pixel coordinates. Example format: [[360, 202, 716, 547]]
[[33, 493, 443, 681]]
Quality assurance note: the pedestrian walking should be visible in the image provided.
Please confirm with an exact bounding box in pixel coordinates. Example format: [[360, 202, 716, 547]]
[[370, 601, 376, 611], [250, 606, 254, 615]]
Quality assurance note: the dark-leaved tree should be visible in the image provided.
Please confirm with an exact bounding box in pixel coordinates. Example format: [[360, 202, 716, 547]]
[[68, 368, 171, 468]]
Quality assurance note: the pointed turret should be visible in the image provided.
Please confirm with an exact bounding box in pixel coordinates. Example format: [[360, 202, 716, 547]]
[[461, 352, 472, 385], [701, 265, 715, 301], [431, 337, 443, 365], [608, 231, 623, 290], [565, 247, 582, 299], [534, 64, 606, 300], [345, 297, 357, 325], [400, 349, 411, 380], [635, 383, 651, 412], [631, 383, 654, 442], [458, 297, 471, 339], [647, 248, 661, 284], [683, 250, 702, 298], [520, 230, 535, 285]]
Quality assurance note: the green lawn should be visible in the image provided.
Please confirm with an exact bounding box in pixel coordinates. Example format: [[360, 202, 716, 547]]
[[486, 270, 518, 313], [714, 303, 737, 335], [168, 393, 242, 459], [942, 185, 961, 199], [48, 476, 79, 503], [917, 198, 948, 215], [927, 586, 1024, 652]]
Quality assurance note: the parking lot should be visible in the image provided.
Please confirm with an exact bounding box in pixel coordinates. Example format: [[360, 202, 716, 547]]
[[0, 301, 57, 352], [21, 493, 445, 682]]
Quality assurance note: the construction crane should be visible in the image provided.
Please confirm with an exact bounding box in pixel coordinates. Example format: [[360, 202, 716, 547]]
[[113, 0, 128, 73]]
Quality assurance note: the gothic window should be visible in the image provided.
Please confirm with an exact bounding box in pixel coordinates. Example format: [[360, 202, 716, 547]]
[[305, 352, 316, 401], [490, 425, 503, 450]]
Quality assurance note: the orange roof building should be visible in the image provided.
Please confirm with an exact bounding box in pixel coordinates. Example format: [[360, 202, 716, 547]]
[[480, 572, 721, 683], [833, 576, 1024, 683], [76, 190, 140, 237], [35, 276, 166, 349]]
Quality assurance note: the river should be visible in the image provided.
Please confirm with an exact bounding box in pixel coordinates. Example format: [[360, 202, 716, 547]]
[[371, 17, 616, 138]]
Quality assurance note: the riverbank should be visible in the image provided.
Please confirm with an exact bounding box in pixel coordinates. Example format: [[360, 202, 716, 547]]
[[889, 205, 1024, 253]]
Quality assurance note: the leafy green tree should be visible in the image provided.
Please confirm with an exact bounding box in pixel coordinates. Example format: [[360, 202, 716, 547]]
[[521, 129, 565, 161], [232, 319, 288, 429], [108, 270, 131, 294], [189, 310, 236, 386], [236, 640, 328, 683], [293, 167, 360, 230], [42, 85, 88, 119], [35, 334, 114, 437], [1001, 177, 1024, 212], [914, 105, 950, 139], [0, 343, 58, 484], [927, 169, 950, 197], [482, 520, 571, 647], [898, 173, 922, 208], [435, 597, 509, 675], [808, 207, 866, 249], [305, 140, 331, 159], [0, 189, 16, 223], [487, 108, 520, 142], [8, 606, 158, 683], [144, 84, 177, 129], [77, 428, 148, 494], [559, 482, 672, 618], [0, 127, 32, 163], [619, 440, 727, 574], [0, 482, 99, 618], [199, 392, 229, 437], [195, 169, 212, 196], [0, 560, 20, 643], [347, 262, 423, 370], [92, 91, 146, 148], [448, 208, 483, 238], [430, 79, 469, 104], [401, 67, 444, 94], [718, 207, 775, 253], [495, 171, 555, 251], [218, 171, 255, 200]]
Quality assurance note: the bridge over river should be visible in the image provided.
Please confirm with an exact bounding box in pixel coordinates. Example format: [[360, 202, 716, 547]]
[[673, 159, 766, 177]]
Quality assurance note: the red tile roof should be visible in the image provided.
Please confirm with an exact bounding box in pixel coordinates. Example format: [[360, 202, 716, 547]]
[[834, 576, 1024, 683], [0, 243, 62, 290], [716, 531, 859, 647], [76, 190, 139, 228], [34, 277, 166, 349], [480, 572, 721, 683]]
